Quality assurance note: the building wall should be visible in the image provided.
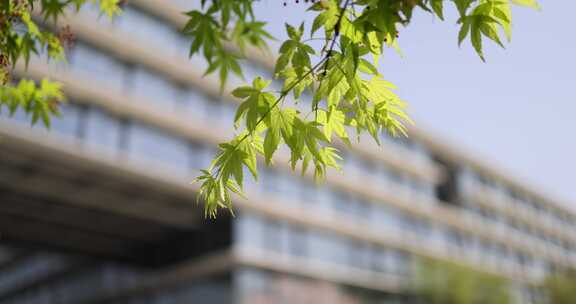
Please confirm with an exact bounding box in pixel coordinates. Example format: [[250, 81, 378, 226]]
[[0, 244, 233, 304], [0, 1, 575, 304], [234, 267, 407, 304]]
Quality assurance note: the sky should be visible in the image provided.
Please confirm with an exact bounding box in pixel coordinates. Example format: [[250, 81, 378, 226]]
[[250, 0, 576, 207]]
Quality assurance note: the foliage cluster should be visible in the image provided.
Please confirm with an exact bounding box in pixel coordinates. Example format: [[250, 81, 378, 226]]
[[0, 0, 539, 217], [188, 0, 539, 217], [542, 269, 576, 304], [0, 0, 120, 127], [415, 258, 512, 304]]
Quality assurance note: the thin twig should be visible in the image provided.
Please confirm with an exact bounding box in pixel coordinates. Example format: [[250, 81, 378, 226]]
[[314, 0, 351, 120], [212, 0, 352, 180], [214, 56, 328, 179]]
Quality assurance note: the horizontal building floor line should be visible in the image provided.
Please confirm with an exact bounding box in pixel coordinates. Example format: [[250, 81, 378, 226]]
[[15, 63, 572, 266], [130, 0, 576, 223], [36, 8, 440, 185], [469, 190, 576, 248], [80, 250, 233, 304], [0, 120, 201, 228], [5, 121, 569, 290], [234, 247, 407, 294]]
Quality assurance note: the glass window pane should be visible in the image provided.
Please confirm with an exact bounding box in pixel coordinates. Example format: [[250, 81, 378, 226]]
[[235, 267, 272, 303], [69, 44, 126, 90], [344, 195, 372, 221], [263, 219, 284, 253], [371, 204, 400, 232], [370, 246, 389, 273], [234, 212, 263, 250], [114, 8, 180, 54], [220, 102, 238, 130], [127, 123, 190, 174], [129, 67, 178, 109], [83, 107, 121, 153], [206, 99, 237, 130], [314, 186, 334, 213], [287, 225, 307, 257], [300, 182, 319, 207], [332, 190, 353, 216], [342, 151, 364, 178], [177, 89, 209, 122], [348, 241, 370, 270], [308, 231, 347, 266], [51, 103, 81, 138]]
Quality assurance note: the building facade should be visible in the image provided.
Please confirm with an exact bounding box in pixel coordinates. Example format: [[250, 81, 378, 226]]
[[0, 1, 575, 303]]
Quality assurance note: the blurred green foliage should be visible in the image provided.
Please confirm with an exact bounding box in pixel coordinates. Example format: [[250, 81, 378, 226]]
[[542, 270, 576, 304], [0, 0, 121, 127], [415, 258, 512, 304]]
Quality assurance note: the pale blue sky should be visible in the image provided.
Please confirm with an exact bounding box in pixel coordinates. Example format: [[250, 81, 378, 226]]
[[251, 0, 575, 206]]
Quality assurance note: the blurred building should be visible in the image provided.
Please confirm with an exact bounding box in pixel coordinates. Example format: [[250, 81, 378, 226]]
[[1, 1, 574, 303]]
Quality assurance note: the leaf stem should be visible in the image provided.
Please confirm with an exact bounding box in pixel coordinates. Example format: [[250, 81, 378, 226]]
[[213, 56, 328, 179], [210, 0, 352, 198], [315, 0, 351, 120]]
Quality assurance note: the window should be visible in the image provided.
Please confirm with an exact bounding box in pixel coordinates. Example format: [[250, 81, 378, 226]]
[[412, 143, 431, 162], [206, 98, 237, 129], [263, 219, 284, 253], [308, 230, 333, 263], [300, 182, 319, 208], [371, 204, 400, 231], [373, 164, 397, 193], [308, 231, 347, 266], [386, 132, 416, 151], [348, 241, 370, 270], [406, 216, 431, 239], [129, 67, 179, 109], [83, 107, 121, 153], [235, 268, 273, 302], [69, 43, 127, 90], [332, 190, 353, 216], [370, 246, 389, 273], [458, 167, 477, 194], [388, 169, 407, 191], [190, 143, 216, 172], [242, 168, 260, 195], [115, 7, 180, 54], [221, 102, 238, 129], [287, 225, 308, 257], [388, 249, 411, 276], [261, 168, 281, 195], [433, 157, 460, 206], [312, 186, 334, 213], [51, 102, 82, 139], [351, 196, 371, 220], [360, 158, 379, 179], [234, 212, 263, 250], [127, 123, 190, 174], [2, 105, 28, 125], [446, 230, 465, 251], [260, 170, 301, 205], [432, 225, 450, 251], [341, 151, 364, 178], [280, 175, 302, 204], [476, 173, 494, 189], [176, 89, 210, 121]]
